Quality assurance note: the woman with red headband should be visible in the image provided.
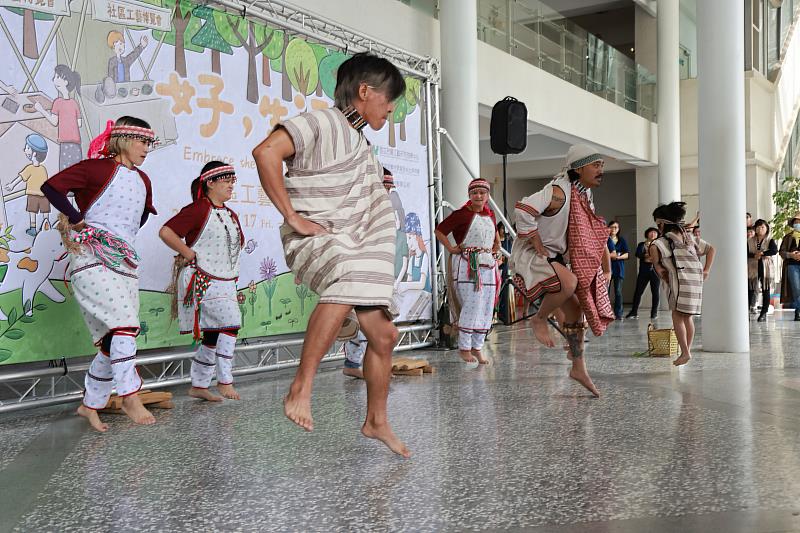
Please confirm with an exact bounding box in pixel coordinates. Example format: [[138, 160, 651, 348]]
[[435, 178, 500, 364], [40, 115, 159, 431], [159, 161, 244, 402]]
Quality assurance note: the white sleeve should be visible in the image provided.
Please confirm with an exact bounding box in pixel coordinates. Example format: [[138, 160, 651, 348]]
[[514, 185, 553, 237]]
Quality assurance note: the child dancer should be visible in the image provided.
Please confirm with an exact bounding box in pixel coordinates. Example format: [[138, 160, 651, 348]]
[[159, 161, 244, 401], [41, 116, 158, 431], [649, 202, 716, 366]]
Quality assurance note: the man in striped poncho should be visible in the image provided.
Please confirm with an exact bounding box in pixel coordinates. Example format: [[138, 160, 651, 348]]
[[252, 53, 410, 458]]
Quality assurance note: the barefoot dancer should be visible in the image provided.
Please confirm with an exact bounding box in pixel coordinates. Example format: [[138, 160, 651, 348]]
[[435, 179, 500, 365], [649, 202, 715, 366], [509, 144, 614, 397], [159, 161, 244, 401], [252, 53, 410, 458], [41, 116, 159, 431]]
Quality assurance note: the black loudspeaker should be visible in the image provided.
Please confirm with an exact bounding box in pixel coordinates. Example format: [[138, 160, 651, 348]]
[[490, 96, 528, 155]]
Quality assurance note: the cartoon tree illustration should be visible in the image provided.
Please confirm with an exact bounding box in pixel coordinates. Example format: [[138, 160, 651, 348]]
[[279, 32, 292, 101], [140, 320, 149, 342], [318, 51, 349, 100], [261, 28, 284, 87], [3, 8, 54, 59], [191, 6, 233, 75], [387, 96, 407, 147], [310, 44, 328, 96], [153, 0, 203, 78], [224, 16, 277, 103], [285, 38, 319, 98], [402, 77, 422, 143]]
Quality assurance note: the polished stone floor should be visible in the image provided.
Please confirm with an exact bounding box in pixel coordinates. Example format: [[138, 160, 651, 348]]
[[3, 316, 800, 532]]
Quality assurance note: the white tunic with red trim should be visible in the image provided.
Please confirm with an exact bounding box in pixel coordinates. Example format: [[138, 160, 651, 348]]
[[451, 214, 498, 336], [166, 201, 243, 335], [69, 165, 146, 343]]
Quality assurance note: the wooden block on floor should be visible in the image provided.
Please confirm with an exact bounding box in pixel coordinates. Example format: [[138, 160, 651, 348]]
[[422, 365, 435, 374], [391, 357, 428, 371], [103, 390, 173, 411], [392, 368, 424, 376], [151, 400, 175, 409]]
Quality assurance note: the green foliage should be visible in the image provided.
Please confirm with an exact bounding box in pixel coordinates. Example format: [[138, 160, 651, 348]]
[[191, 6, 233, 54], [263, 29, 284, 61], [772, 175, 800, 239], [392, 96, 408, 123], [152, 0, 203, 53], [0, 225, 16, 249], [318, 51, 349, 99], [404, 77, 421, 114], [285, 38, 319, 95]]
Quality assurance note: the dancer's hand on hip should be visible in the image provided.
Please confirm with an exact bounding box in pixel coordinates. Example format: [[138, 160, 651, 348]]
[[287, 213, 328, 236]]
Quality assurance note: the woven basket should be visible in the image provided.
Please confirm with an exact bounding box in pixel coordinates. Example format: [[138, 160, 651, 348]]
[[647, 323, 678, 357]]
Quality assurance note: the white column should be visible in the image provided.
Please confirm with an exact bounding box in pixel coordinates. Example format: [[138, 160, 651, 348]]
[[657, 0, 681, 204], [697, 0, 749, 352], [439, 0, 480, 206]]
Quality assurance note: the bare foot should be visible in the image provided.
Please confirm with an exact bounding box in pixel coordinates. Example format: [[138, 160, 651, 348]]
[[673, 353, 692, 366], [77, 405, 108, 432], [283, 392, 313, 431], [342, 367, 364, 379], [569, 367, 600, 398], [473, 351, 490, 365], [217, 383, 240, 400], [531, 316, 555, 347], [459, 350, 477, 363], [362, 422, 411, 458], [189, 387, 223, 402], [121, 394, 156, 425]]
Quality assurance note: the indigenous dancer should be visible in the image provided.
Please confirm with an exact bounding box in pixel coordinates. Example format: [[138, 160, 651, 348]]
[[40, 116, 158, 431], [649, 202, 715, 366], [435, 178, 500, 365], [159, 161, 244, 401], [510, 144, 614, 397], [252, 53, 410, 457]]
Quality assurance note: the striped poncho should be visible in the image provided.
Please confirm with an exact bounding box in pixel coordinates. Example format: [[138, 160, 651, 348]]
[[277, 108, 398, 317]]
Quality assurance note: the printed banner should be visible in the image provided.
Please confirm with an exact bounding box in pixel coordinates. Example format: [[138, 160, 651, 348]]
[[0, 0, 432, 365]]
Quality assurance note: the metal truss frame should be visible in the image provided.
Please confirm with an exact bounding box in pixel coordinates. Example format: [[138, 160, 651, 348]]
[[0, 324, 434, 414], [0, 1, 444, 414]]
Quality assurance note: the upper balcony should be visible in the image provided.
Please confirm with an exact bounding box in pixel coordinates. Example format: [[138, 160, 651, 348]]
[[475, 0, 656, 121]]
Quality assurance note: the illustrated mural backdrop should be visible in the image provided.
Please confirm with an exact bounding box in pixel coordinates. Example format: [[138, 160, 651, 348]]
[[0, 0, 432, 365]]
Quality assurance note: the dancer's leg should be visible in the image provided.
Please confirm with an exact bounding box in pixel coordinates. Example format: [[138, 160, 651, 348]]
[[284, 303, 351, 431], [561, 295, 599, 397], [357, 308, 409, 458], [672, 310, 692, 366], [531, 263, 577, 348]]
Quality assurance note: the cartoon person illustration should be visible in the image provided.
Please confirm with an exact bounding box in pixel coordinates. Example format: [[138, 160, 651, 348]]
[[398, 212, 432, 320], [107, 31, 148, 83], [33, 65, 82, 170], [5, 134, 50, 236]]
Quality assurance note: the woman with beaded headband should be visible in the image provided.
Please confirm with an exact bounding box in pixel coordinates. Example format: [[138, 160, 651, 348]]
[[252, 52, 410, 458], [40, 115, 159, 431], [159, 161, 245, 401], [510, 144, 614, 398], [435, 178, 500, 365]]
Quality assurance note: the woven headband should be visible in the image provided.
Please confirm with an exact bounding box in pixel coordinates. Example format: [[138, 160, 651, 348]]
[[468, 179, 490, 192], [569, 153, 603, 170], [110, 125, 157, 142], [200, 165, 236, 182]]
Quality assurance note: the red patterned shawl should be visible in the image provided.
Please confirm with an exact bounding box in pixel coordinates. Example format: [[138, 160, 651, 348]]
[[567, 185, 614, 336]]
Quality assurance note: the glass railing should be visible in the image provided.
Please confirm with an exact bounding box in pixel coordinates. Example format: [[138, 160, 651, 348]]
[[780, 110, 800, 182], [476, 0, 656, 121], [768, 0, 800, 74]]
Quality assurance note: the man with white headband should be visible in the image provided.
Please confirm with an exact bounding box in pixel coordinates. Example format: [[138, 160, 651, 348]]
[[510, 144, 614, 397]]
